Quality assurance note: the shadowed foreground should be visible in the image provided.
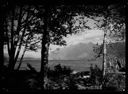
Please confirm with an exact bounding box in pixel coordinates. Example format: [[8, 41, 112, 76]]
[[0, 63, 125, 92]]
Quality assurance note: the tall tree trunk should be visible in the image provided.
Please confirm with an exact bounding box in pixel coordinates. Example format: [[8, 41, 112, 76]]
[[103, 29, 107, 76], [0, 0, 6, 71], [16, 46, 26, 70], [102, 16, 109, 90], [8, 6, 30, 71], [8, 5, 16, 71], [40, 6, 50, 89], [102, 6, 109, 89]]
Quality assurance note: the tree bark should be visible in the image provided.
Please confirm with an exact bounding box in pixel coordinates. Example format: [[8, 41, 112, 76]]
[[40, 6, 50, 89], [7, 6, 30, 71], [8, 6, 16, 71], [102, 6, 109, 89], [16, 46, 26, 70], [103, 28, 107, 76], [0, 1, 6, 71], [16, 32, 31, 70], [14, 8, 30, 67]]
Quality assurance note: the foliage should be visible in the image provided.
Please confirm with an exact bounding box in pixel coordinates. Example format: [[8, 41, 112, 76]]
[[93, 42, 125, 58], [2, 2, 126, 90], [103, 73, 125, 91], [92, 4, 125, 59], [93, 42, 125, 72], [0, 63, 42, 91], [46, 64, 103, 90], [93, 43, 103, 58], [47, 64, 73, 80], [89, 64, 102, 85], [4, 5, 42, 70], [46, 64, 77, 89], [92, 4, 125, 40], [107, 42, 125, 59]]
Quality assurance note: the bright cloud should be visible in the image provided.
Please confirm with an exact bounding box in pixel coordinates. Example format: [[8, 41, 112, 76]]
[[64, 29, 103, 46]]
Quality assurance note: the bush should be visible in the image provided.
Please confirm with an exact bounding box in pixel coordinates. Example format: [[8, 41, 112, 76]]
[[89, 64, 102, 85], [103, 73, 125, 91], [47, 64, 77, 90]]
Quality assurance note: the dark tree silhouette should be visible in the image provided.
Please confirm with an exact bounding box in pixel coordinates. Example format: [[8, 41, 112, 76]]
[[91, 4, 125, 76], [0, 0, 6, 71], [39, 5, 96, 88], [1, 0, 125, 90], [39, 4, 126, 89], [4, 5, 42, 71]]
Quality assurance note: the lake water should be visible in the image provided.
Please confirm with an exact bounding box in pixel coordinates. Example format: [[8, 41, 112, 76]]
[[15, 58, 102, 72]]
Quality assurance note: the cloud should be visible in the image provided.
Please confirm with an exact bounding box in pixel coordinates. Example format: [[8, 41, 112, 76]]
[[24, 49, 41, 58], [64, 29, 103, 46], [49, 42, 95, 60], [78, 53, 88, 59]]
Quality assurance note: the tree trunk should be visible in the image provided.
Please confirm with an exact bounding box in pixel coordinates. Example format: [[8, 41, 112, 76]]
[[8, 6, 30, 71], [102, 16, 109, 89], [8, 6, 16, 71], [40, 6, 50, 89], [0, 1, 5, 71], [16, 46, 26, 70], [103, 29, 107, 76]]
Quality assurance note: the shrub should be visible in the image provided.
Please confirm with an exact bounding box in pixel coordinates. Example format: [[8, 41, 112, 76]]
[[103, 73, 125, 91], [47, 64, 77, 90], [89, 64, 102, 85]]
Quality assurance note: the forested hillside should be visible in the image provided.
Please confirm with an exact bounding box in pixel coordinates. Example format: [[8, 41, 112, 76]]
[[107, 42, 125, 59]]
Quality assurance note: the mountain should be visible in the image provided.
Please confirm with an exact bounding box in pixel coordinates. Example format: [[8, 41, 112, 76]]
[[49, 41, 125, 60], [107, 42, 125, 59], [49, 42, 96, 60]]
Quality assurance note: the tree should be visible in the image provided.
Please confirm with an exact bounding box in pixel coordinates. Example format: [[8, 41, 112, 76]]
[[0, 0, 7, 71], [89, 4, 125, 89], [34, 4, 125, 89], [90, 64, 102, 85], [89, 4, 125, 73], [4, 5, 42, 71], [47, 64, 75, 90], [39, 5, 96, 88]]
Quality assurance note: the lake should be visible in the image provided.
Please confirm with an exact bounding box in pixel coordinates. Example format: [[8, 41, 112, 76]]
[[15, 58, 102, 72]]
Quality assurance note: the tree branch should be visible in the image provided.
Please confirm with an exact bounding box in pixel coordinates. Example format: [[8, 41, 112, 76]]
[[14, 5, 23, 47], [14, 6, 31, 63], [10, 7, 15, 59]]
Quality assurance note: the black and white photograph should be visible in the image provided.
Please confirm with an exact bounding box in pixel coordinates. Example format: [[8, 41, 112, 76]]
[[0, 0, 126, 92]]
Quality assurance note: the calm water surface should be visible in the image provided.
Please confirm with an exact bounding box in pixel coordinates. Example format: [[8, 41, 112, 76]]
[[15, 58, 102, 72]]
